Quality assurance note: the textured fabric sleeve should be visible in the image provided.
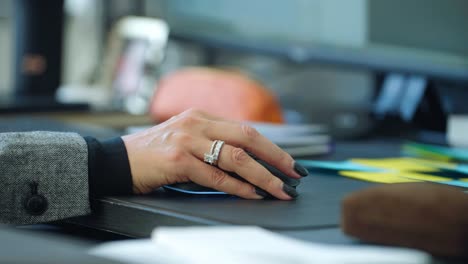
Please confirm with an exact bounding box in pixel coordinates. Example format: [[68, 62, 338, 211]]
[[0, 131, 90, 225]]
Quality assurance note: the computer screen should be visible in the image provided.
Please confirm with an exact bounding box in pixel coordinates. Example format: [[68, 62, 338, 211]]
[[147, 0, 468, 82]]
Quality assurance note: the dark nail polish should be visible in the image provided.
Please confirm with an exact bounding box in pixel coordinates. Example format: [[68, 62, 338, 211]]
[[294, 162, 309, 177], [255, 187, 269, 198], [282, 184, 299, 198], [286, 177, 301, 187]]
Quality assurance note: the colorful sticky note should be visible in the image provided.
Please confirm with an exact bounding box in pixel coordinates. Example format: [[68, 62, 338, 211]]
[[455, 165, 468, 175], [303, 156, 468, 189], [351, 157, 440, 173], [340, 170, 468, 188], [297, 160, 381, 172], [397, 172, 453, 182], [403, 142, 468, 161], [407, 158, 457, 170], [339, 171, 419, 184], [411, 159, 468, 177], [439, 181, 468, 188], [403, 145, 451, 161]]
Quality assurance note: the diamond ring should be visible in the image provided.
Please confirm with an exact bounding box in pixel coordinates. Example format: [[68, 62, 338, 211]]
[[204, 140, 225, 166]]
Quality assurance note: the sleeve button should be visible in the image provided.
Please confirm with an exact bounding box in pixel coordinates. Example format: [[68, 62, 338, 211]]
[[24, 194, 48, 216]]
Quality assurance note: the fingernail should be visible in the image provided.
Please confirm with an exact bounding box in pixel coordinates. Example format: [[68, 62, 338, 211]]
[[282, 184, 299, 199], [294, 161, 309, 177], [286, 177, 301, 187], [255, 187, 269, 198]]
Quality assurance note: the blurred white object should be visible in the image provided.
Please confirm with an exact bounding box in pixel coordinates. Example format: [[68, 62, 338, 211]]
[[448, 115, 468, 147], [65, 0, 93, 16], [56, 84, 111, 110], [59, 16, 169, 113], [62, 0, 102, 85], [91, 226, 429, 264], [99, 16, 169, 114]]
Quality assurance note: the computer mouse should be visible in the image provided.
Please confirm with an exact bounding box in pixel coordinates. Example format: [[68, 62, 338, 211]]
[[163, 152, 300, 197]]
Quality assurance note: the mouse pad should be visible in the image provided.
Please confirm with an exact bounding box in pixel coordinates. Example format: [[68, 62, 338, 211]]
[[75, 173, 374, 237], [140, 175, 372, 229], [71, 140, 398, 237]]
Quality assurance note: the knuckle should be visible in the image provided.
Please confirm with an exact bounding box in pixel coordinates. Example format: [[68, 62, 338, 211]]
[[173, 132, 193, 145], [210, 169, 228, 188], [277, 151, 292, 165], [160, 131, 176, 143], [241, 124, 260, 140], [231, 147, 250, 166], [184, 108, 203, 117], [263, 175, 278, 190], [237, 184, 255, 199], [167, 147, 188, 163], [178, 115, 202, 128]]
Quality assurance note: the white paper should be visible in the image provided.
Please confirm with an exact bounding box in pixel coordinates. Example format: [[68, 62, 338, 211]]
[[91, 226, 429, 264], [448, 115, 468, 147]]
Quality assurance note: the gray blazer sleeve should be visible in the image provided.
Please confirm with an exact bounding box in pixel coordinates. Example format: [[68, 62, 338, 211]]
[[0, 131, 90, 225]]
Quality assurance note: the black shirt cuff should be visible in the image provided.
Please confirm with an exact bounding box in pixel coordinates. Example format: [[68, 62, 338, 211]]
[[84, 136, 133, 197]]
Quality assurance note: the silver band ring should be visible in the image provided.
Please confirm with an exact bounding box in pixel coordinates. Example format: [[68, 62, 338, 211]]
[[204, 140, 225, 166]]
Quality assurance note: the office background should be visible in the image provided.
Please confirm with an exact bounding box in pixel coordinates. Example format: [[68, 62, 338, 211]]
[[1, 0, 468, 136]]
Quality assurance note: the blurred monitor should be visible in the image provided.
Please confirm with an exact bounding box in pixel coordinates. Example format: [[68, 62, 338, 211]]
[[147, 0, 468, 82]]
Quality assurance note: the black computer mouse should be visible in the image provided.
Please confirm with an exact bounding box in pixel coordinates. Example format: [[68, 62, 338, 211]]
[[163, 152, 300, 197]]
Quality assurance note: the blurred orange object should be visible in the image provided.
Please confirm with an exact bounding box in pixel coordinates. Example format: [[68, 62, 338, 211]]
[[149, 67, 284, 123]]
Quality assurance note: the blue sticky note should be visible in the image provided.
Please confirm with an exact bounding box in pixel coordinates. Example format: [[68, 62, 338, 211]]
[[297, 160, 383, 172], [454, 165, 468, 175], [438, 180, 468, 188], [446, 149, 468, 161]]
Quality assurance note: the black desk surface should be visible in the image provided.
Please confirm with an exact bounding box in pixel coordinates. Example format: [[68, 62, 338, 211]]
[[70, 139, 402, 238], [0, 117, 402, 241], [0, 227, 122, 264]]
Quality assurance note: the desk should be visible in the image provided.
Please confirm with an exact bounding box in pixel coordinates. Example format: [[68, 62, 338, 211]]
[[66, 138, 464, 263], [68, 139, 401, 240], [2, 132, 457, 263]]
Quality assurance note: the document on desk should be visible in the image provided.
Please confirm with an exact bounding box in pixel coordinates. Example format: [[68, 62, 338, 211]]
[[91, 226, 429, 264]]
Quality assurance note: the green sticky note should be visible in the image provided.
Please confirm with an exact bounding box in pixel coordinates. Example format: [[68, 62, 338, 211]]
[[404, 142, 468, 161]]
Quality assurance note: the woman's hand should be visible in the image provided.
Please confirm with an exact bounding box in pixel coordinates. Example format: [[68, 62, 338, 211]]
[[122, 109, 308, 200]]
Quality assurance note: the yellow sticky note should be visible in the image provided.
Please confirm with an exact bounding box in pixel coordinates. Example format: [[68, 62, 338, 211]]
[[339, 171, 419, 184], [351, 157, 440, 172], [397, 172, 453, 182], [409, 158, 457, 170]]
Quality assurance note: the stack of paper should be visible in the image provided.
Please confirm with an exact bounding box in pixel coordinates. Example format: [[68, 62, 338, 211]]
[[247, 122, 331, 157], [91, 226, 428, 264]]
